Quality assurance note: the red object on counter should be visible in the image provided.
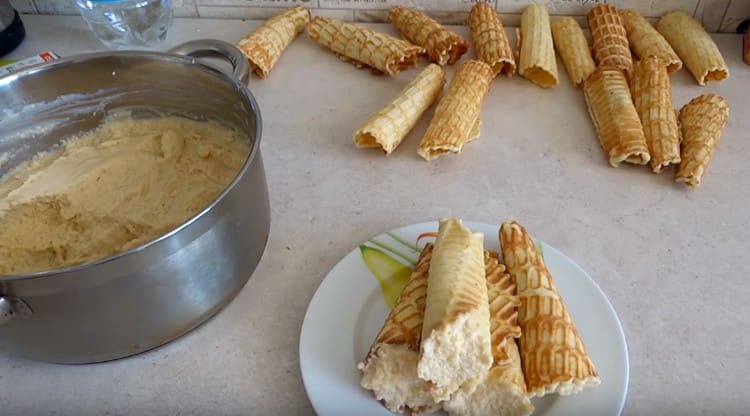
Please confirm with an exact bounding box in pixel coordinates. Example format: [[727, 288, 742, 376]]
[[739, 19, 750, 65]]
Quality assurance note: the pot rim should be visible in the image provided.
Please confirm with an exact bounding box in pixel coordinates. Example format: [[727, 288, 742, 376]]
[[0, 49, 264, 282]]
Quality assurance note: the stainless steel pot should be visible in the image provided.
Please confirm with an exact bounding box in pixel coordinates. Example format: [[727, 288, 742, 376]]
[[0, 40, 270, 363]]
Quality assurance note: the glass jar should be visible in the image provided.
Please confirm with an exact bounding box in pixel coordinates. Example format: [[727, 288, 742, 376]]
[[76, 0, 173, 50]]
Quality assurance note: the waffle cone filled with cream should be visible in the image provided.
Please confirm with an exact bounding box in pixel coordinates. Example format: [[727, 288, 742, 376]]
[[358, 244, 440, 414], [443, 251, 532, 416], [418, 218, 492, 402], [500, 221, 600, 398]]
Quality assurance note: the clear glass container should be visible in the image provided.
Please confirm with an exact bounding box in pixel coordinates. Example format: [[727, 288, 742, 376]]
[[76, 0, 173, 50]]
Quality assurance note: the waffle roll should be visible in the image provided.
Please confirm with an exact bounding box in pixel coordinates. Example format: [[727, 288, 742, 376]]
[[483, 251, 521, 365], [358, 244, 441, 414], [443, 251, 532, 416], [469, 3, 516, 77], [583, 67, 650, 167], [657, 11, 728, 86], [236, 6, 310, 78], [500, 221, 600, 398], [630, 56, 681, 173], [550, 17, 596, 87], [517, 5, 558, 88], [418, 219, 492, 402], [307, 16, 425, 76], [389, 7, 469, 66], [619, 9, 681, 74], [417, 60, 493, 161], [354, 64, 446, 154], [675, 94, 730, 187], [587, 4, 632, 74]]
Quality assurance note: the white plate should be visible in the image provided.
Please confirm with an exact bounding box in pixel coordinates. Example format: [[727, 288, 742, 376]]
[[300, 221, 629, 416]]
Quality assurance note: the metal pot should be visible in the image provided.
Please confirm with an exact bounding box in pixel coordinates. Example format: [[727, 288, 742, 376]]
[[0, 40, 270, 363]]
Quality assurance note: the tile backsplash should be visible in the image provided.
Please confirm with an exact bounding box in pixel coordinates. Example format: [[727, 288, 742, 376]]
[[10, 0, 749, 32]]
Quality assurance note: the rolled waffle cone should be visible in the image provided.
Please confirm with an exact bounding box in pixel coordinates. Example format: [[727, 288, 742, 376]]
[[619, 9, 681, 74], [417, 60, 493, 161], [500, 221, 600, 398], [418, 219, 492, 402], [484, 251, 522, 365], [307, 16, 425, 76], [444, 340, 533, 416], [469, 3, 516, 77], [354, 64, 446, 154], [657, 11, 728, 86], [631, 56, 681, 173], [517, 5, 558, 88], [675, 93, 730, 188], [587, 4, 632, 74], [359, 244, 440, 414], [550, 17, 596, 87], [236, 6, 310, 79], [389, 7, 469, 66], [583, 67, 650, 167], [441, 251, 531, 416]]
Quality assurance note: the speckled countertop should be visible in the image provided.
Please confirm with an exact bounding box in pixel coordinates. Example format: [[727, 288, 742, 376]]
[[1, 14, 749, 416]]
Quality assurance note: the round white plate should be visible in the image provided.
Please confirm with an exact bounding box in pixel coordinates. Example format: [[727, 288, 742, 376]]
[[299, 221, 629, 416]]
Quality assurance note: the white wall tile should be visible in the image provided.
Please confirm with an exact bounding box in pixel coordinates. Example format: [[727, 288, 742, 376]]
[[497, 0, 600, 15], [353, 8, 469, 23], [310, 8, 353, 19], [197, 0, 317, 6], [719, 0, 749, 32], [320, 0, 495, 11], [174, 0, 199, 16], [613, 0, 698, 17], [18, 0, 744, 31], [694, 0, 731, 32], [198, 5, 303, 17], [34, 0, 78, 15], [10, 0, 37, 13]]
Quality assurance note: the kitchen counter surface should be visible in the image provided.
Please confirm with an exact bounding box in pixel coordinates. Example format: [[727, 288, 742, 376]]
[[2, 14, 749, 415]]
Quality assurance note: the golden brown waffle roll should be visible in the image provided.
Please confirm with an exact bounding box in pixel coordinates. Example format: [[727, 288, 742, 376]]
[[619, 9, 681, 74], [418, 219, 492, 402], [675, 94, 730, 187], [469, 3, 515, 77], [389, 7, 469, 66], [657, 11, 728, 86], [444, 339, 533, 416], [236, 6, 310, 79], [417, 60, 493, 161], [550, 17, 596, 87], [484, 251, 521, 365], [440, 251, 531, 416], [583, 67, 650, 167], [307, 16, 424, 76], [500, 221, 600, 398], [517, 5, 558, 88], [358, 244, 441, 414], [630, 56, 681, 173], [354, 64, 446, 155], [587, 4, 632, 74]]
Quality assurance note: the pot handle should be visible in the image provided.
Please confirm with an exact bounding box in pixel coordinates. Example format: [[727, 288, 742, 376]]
[[169, 39, 250, 84], [0, 296, 32, 327]]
